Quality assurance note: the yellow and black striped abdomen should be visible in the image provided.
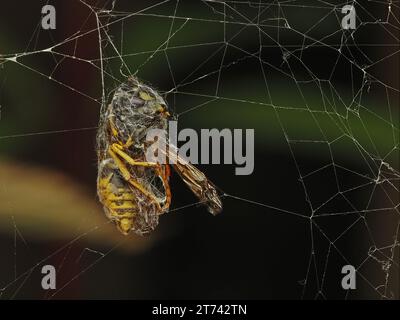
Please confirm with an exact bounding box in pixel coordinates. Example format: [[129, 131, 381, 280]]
[[97, 158, 160, 235], [97, 162, 138, 235]]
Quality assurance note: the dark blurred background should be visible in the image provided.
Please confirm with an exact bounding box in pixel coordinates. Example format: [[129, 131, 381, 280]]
[[0, 0, 398, 299]]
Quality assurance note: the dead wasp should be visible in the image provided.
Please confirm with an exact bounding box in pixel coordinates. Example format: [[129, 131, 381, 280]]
[[96, 76, 222, 235]]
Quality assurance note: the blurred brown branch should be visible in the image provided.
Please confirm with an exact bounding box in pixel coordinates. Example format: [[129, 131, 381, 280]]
[[0, 159, 158, 253]]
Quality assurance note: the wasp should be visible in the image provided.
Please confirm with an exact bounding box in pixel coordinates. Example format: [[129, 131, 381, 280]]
[[96, 76, 222, 235]]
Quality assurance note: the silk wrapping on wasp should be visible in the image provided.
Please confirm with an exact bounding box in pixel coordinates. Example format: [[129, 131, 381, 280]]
[[96, 77, 222, 235]]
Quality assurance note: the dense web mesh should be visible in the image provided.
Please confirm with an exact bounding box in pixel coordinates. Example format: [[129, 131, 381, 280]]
[[0, 0, 399, 299]]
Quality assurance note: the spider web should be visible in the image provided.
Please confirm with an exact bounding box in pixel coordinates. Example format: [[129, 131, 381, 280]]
[[0, 0, 399, 299]]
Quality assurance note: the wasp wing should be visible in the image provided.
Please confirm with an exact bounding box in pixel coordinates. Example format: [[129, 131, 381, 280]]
[[164, 143, 223, 215]]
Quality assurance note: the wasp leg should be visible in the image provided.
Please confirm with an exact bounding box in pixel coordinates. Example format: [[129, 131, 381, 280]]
[[111, 143, 158, 167], [155, 164, 171, 212], [107, 148, 162, 211], [108, 118, 134, 148], [108, 117, 120, 140], [161, 164, 171, 211], [112, 143, 170, 213]]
